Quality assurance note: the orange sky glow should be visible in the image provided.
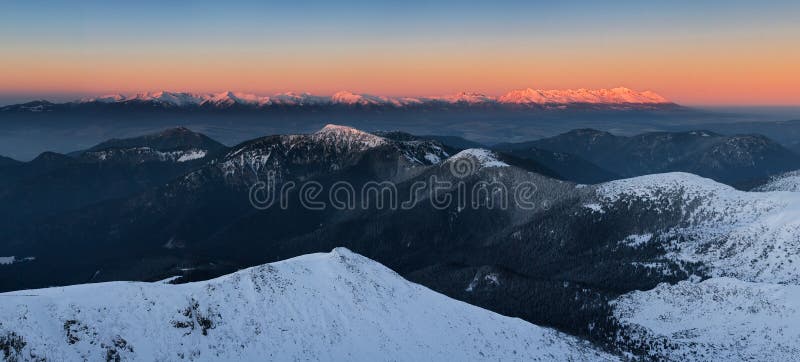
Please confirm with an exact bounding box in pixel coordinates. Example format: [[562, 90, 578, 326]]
[[2, 1, 799, 106]]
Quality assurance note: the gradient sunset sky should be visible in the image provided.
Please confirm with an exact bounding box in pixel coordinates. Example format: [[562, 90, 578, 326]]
[[1, 0, 798, 106]]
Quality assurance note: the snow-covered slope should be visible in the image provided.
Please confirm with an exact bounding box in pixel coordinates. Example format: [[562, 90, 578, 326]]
[[311, 124, 388, 150], [613, 277, 800, 361], [81, 147, 208, 163], [446, 149, 509, 170], [592, 172, 800, 360], [596, 172, 800, 283], [754, 169, 800, 192], [214, 124, 389, 182], [0, 248, 615, 361], [214, 125, 448, 185]]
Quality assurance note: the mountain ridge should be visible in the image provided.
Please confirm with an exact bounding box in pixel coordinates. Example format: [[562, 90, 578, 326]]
[[1, 87, 675, 111], [510, 128, 800, 186], [76, 126, 227, 163], [0, 248, 615, 361]]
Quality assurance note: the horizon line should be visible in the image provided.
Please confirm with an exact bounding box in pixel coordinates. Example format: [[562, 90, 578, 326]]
[[3, 90, 800, 108]]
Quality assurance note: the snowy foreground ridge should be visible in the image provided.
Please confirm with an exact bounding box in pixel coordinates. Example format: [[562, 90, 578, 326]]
[[594, 172, 800, 360], [0, 248, 615, 361]]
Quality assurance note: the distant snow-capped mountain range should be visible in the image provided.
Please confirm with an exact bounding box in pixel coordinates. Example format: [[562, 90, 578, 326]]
[[14, 87, 671, 109], [81, 87, 670, 106]]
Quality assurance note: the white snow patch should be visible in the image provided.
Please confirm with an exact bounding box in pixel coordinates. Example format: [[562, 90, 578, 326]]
[[583, 203, 604, 213], [448, 149, 509, 168], [156, 276, 182, 284], [176, 150, 207, 162], [0, 256, 34, 265], [596, 172, 800, 284], [424, 153, 441, 164], [620, 234, 653, 248], [84, 148, 208, 163]]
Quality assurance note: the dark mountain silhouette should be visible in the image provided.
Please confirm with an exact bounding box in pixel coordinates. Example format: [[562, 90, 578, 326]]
[[80, 126, 226, 155], [511, 129, 800, 186], [0, 155, 20, 168], [492, 143, 619, 184], [0, 128, 224, 223]]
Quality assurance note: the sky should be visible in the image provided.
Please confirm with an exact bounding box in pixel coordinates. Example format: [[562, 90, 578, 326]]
[[1, 0, 799, 106]]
